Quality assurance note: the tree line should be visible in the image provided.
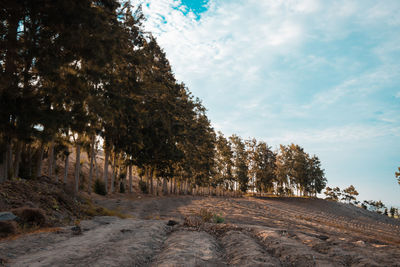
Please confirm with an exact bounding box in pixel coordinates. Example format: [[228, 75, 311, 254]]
[[0, 0, 327, 197], [324, 185, 400, 219]]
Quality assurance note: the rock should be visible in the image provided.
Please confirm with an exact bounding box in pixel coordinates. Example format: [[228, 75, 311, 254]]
[[317, 235, 329, 241], [354, 240, 366, 247], [167, 220, 179, 226], [71, 225, 82, 235], [0, 212, 17, 221]]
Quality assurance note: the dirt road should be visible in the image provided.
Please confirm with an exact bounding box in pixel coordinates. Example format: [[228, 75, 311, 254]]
[[1, 195, 400, 266]]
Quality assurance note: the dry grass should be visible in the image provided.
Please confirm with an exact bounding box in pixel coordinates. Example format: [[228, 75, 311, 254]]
[[83, 199, 132, 219]]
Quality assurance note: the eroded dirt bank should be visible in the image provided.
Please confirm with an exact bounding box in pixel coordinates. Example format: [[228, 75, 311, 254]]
[[1, 196, 400, 266]]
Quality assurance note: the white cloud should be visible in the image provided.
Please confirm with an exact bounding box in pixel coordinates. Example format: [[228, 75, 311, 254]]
[[312, 65, 400, 106], [267, 124, 400, 146]]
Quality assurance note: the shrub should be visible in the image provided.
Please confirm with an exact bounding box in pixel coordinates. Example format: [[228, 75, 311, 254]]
[[0, 221, 18, 238], [213, 214, 225, 224], [12, 207, 46, 226], [138, 180, 148, 194], [93, 179, 106, 196], [199, 208, 213, 222]]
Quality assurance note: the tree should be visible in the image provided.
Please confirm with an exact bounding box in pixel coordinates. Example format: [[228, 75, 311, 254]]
[[396, 167, 400, 185], [341, 185, 359, 204], [230, 135, 248, 192], [308, 155, 326, 196], [253, 141, 276, 193], [214, 132, 234, 190], [363, 200, 386, 214], [324, 186, 341, 201], [390, 207, 397, 218], [274, 145, 291, 195]]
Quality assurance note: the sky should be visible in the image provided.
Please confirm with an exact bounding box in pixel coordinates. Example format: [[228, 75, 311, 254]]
[[134, 0, 400, 207]]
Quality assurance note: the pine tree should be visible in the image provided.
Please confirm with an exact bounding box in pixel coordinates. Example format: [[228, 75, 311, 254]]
[[230, 135, 248, 193], [341, 185, 359, 204]]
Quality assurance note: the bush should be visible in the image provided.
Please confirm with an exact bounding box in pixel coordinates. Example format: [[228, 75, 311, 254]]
[[199, 208, 213, 222], [12, 207, 46, 226], [139, 180, 148, 194], [213, 214, 225, 224], [0, 221, 18, 238], [93, 179, 106, 196]]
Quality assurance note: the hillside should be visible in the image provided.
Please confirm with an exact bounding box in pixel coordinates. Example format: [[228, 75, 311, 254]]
[[1, 194, 400, 266]]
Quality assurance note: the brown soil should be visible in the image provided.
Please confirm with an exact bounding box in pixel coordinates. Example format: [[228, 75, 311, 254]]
[[1, 195, 400, 266]]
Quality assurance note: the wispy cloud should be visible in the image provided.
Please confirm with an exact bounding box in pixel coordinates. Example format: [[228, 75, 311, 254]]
[[135, 0, 400, 204]]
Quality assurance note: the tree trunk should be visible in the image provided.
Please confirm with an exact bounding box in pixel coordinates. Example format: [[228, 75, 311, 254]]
[[63, 151, 69, 184], [104, 148, 110, 194], [54, 151, 58, 182], [88, 136, 95, 194], [128, 165, 133, 193], [13, 141, 22, 179], [6, 141, 12, 179], [48, 140, 54, 178], [170, 178, 173, 194], [162, 178, 168, 195], [184, 180, 188, 195], [0, 148, 6, 182], [155, 178, 159, 196], [110, 153, 116, 193], [74, 142, 81, 194], [27, 145, 32, 178], [36, 144, 44, 178], [95, 156, 99, 182], [149, 169, 154, 195]]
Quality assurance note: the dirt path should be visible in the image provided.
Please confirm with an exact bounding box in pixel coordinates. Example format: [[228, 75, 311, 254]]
[[1, 195, 400, 266]]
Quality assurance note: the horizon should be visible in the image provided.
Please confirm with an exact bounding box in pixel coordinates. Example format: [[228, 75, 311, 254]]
[[136, 0, 400, 207]]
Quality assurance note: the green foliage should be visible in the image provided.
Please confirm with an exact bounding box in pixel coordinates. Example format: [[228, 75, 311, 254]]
[[93, 179, 107, 196], [213, 213, 225, 224], [138, 180, 148, 194]]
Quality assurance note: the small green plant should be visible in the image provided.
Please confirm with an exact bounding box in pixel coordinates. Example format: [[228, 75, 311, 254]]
[[93, 179, 106, 196], [139, 180, 148, 194], [213, 213, 225, 224]]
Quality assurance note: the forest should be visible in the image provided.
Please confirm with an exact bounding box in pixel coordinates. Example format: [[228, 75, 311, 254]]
[[1, 2, 400, 265], [1, 0, 326, 198]]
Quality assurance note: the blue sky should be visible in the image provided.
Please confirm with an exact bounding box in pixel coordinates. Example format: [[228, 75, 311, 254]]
[[136, 0, 400, 206]]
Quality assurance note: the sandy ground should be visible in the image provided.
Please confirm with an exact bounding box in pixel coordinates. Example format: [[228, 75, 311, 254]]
[[1, 195, 400, 266]]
